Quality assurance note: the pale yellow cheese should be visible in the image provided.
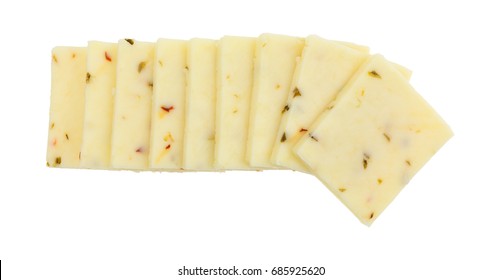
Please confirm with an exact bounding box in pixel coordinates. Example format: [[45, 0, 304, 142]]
[[110, 39, 155, 170], [149, 39, 187, 170], [271, 35, 370, 172], [47, 47, 87, 168], [246, 34, 304, 169], [294, 54, 453, 225], [80, 41, 117, 168], [183, 38, 218, 170], [214, 36, 256, 170]]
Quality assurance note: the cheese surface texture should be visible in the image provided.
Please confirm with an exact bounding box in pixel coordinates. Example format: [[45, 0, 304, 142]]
[[214, 36, 256, 170], [183, 39, 217, 170], [247, 34, 304, 169], [294, 55, 453, 225], [271, 35, 369, 172], [149, 39, 187, 170], [110, 40, 155, 170], [47, 47, 87, 168], [80, 41, 117, 168]]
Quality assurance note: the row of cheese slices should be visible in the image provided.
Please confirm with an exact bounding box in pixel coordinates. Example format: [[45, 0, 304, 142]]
[[47, 34, 452, 225]]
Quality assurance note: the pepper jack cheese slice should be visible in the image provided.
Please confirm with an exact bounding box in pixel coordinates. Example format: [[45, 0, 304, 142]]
[[80, 41, 117, 168], [183, 39, 217, 170], [294, 54, 453, 226], [149, 39, 187, 170], [214, 36, 256, 169], [246, 34, 304, 169], [47, 47, 87, 168], [110, 39, 155, 170], [271, 35, 370, 172]]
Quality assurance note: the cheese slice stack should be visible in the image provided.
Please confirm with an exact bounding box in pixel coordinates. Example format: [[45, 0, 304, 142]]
[[47, 34, 452, 225]]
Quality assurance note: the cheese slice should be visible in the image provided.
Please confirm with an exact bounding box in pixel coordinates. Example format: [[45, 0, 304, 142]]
[[214, 36, 256, 170], [246, 34, 304, 169], [183, 38, 217, 170], [149, 39, 187, 170], [47, 47, 87, 168], [110, 39, 155, 170], [271, 35, 370, 172], [80, 41, 117, 168], [294, 54, 453, 226]]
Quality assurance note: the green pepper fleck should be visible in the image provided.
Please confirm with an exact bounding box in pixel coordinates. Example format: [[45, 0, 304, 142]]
[[138, 62, 146, 73], [293, 87, 301, 98], [125, 38, 135, 45], [368, 70, 381, 79], [383, 133, 391, 142]]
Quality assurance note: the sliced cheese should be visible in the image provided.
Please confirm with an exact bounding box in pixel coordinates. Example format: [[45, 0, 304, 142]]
[[294, 54, 453, 226], [271, 35, 370, 172], [246, 34, 304, 169], [110, 39, 155, 170], [47, 47, 87, 168], [183, 38, 218, 170], [214, 36, 256, 170], [149, 39, 187, 170], [80, 41, 117, 168]]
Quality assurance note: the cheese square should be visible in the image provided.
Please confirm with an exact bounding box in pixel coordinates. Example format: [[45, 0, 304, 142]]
[[271, 35, 370, 172], [47, 47, 87, 168], [214, 36, 256, 170], [110, 39, 155, 170], [149, 39, 187, 170], [294, 54, 453, 225], [80, 41, 117, 168], [246, 34, 304, 169], [183, 38, 218, 170]]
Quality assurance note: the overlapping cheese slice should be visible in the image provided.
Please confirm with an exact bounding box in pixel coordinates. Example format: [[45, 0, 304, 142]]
[[183, 38, 218, 171], [80, 41, 117, 168], [247, 34, 304, 169], [149, 39, 187, 170], [294, 54, 453, 225], [47, 47, 87, 168], [214, 36, 256, 170], [110, 39, 155, 170], [271, 36, 370, 172]]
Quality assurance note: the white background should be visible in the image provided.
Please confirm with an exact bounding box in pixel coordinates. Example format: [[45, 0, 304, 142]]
[[0, 0, 500, 279]]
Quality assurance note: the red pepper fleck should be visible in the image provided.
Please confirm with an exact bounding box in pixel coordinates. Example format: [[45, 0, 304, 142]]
[[52, 138, 57, 146], [105, 51, 112, 62], [165, 144, 171, 150], [161, 106, 174, 113], [135, 147, 143, 153], [299, 128, 308, 132]]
